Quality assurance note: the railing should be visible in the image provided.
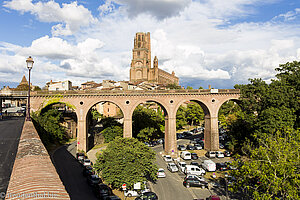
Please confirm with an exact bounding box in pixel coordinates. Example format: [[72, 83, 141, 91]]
[[30, 89, 240, 96], [0, 91, 28, 96]]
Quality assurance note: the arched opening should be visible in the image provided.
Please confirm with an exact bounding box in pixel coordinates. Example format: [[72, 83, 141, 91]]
[[33, 102, 78, 149], [131, 101, 167, 149], [217, 99, 241, 152], [175, 99, 209, 154], [86, 101, 124, 151]]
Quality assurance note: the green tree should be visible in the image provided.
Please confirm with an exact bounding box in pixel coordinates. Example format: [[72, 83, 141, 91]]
[[185, 103, 204, 127], [230, 129, 300, 200], [186, 86, 193, 89], [176, 105, 187, 130], [101, 126, 123, 143], [32, 108, 67, 148], [101, 117, 122, 129], [94, 137, 158, 190], [132, 105, 164, 141], [166, 83, 181, 89]]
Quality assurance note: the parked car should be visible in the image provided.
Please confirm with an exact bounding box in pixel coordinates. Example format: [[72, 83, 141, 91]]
[[194, 143, 203, 150], [87, 174, 101, 186], [186, 144, 195, 150], [163, 155, 173, 162], [167, 162, 178, 172], [216, 163, 228, 171], [191, 153, 199, 160], [83, 165, 94, 176], [135, 192, 158, 200], [205, 151, 216, 158], [177, 145, 186, 151], [83, 159, 92, 166], [93, 184, 112, 199], [157, 168, 166, 178], [202, 160, 216, 172], [206, 195, 221, 200], [77, 152, 86, 162], [215, 151, 224, 158], [184, 165, 206, 176], [125, 188, 150, 197], [219, 143, 225, 149], [180, 151, 192, 160], [183, 176, 208, 188], [177, 161, 187, 172], [224, 150, 231, 157]]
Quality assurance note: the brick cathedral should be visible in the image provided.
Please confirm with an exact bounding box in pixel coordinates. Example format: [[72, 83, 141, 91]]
[[130, 32, 179, 85]]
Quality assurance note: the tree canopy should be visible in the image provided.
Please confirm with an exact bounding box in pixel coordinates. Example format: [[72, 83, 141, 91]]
[[227, 61, 300, 199], [94, 137, 158, 190], [132, 105, 164, 142]]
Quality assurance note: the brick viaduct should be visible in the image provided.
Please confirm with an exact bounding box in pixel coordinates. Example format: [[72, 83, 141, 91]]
[[30, 89, 240, 155]]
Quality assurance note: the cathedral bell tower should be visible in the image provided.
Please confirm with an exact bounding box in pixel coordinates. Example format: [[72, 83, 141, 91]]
[[130, 32, 151, 83]]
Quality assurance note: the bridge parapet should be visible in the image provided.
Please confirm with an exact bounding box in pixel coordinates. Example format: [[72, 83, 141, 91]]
[[31, 89, 240, 96], [5, 121, 70, 199]]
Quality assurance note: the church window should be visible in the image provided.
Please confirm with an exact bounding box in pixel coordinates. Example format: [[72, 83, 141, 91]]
[[138, 42, 141, 48], [137, 51, 140, 57], [142, 35, 144, 41], [138, 35, 141, 41]]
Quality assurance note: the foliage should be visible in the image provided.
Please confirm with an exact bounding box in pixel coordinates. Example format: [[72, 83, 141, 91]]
[[186, 86, 193, 89], [132, 105, 164, 142], [166, 83, 181, 89], [185, 103, 204, 126], [31, 107, 67, 148], [218, 101, 241, 130], [93, 137, 158, 190], [91, 108, 103, 121], [101, 117, 122, 129], [33, 86, 42, 91], [230, 129, 300, 200], [101, 126, 123, 143], [227, 61, 300, 199], [176, 105, 187, 130]]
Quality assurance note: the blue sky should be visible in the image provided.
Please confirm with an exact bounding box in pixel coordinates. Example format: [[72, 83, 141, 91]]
[[0, 0, 300, 89]]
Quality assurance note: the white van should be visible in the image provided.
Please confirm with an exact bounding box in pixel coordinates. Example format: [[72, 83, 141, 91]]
[[180, 151, 191, 160], [202, 160, 216, 172], [184, 165, 206, 176]]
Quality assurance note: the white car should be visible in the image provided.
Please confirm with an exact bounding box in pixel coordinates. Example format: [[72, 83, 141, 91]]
[[124, 188, 150, 197], [216, 151, 224, 158], [177, 161, 187, 172], [83, 159, 92, 166], [157, 168, 166, 178], [167, 163, 178, 172], [163, 155, 173, 162]]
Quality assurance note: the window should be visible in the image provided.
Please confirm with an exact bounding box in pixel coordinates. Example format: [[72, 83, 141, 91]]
[[137, 51, 140, 57]]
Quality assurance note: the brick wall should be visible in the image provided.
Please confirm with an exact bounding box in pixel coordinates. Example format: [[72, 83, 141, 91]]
[[5, 121, 70, 199]]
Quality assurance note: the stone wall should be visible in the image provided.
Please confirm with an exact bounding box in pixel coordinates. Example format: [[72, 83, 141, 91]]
[[5, 121, 70, 200]]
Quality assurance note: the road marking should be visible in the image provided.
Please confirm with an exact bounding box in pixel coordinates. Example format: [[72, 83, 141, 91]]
[[187, 188, 198, 199]]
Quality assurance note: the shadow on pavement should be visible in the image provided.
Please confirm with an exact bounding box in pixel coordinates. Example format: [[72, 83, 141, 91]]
[[53, 145, 98, 200]]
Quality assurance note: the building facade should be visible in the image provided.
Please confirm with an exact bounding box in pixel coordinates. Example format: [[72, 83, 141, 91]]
[[130, 32, 179, 85], [48, 80, 72, 91]]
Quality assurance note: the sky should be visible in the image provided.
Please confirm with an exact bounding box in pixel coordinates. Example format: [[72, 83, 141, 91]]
[[0, 0, 299, 89]]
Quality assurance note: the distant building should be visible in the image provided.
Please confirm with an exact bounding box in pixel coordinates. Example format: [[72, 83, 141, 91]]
[[130, 32, 179, 85], [47, 80, 72, 91], [81, 81, 101, 90]]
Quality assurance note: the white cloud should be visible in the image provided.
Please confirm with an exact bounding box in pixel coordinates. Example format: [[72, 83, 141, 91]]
[[1, 0, 300, 89], [3, 0, 96, 36]]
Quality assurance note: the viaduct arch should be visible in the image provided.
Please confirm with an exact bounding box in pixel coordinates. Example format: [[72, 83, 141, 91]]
[[30, 89, 240, 155]]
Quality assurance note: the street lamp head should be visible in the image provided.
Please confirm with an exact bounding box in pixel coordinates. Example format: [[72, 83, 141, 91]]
[[26, 56, 34, 70]]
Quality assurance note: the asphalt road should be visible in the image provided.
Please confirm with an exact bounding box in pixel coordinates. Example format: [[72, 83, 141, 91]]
[[0, 117, 24, 197], [151, 139, 213, 200], [52, 143, 98, 200]]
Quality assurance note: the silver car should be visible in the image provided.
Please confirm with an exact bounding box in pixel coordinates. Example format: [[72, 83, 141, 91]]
[[167, 163, 178, 172]]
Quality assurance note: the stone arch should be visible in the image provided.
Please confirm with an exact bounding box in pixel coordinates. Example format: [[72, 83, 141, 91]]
[[215, 96, 241, 115], [130, 98, 171, 152], [37, 100, 78, 140], [83, 99, 125, 150]]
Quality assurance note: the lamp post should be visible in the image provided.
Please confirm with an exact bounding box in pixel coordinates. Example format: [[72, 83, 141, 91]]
[[26, 56, 34, 121]]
